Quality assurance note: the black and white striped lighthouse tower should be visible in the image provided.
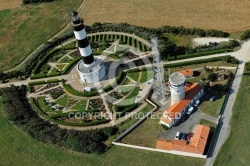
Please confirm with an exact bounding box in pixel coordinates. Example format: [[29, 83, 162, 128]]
[[71, 10, 95, 67], [70, 10, 106, 83]]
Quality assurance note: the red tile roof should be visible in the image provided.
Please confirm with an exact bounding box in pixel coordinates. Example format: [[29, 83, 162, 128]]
[[162, 83, 203, 124], [178, 69, 193, 77], [156, 125, 210, 154]]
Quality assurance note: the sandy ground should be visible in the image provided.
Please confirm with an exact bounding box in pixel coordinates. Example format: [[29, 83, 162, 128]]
[[0, 0, 21, 10], [192, 38, 233, 46], [79, 0, 250, 32]]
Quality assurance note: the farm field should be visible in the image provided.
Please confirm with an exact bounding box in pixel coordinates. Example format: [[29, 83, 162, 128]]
[[0, 98, 205, 166], [80, 0, 250, 33], [214, 66, 250, 166], [0, 0, 82, 71]]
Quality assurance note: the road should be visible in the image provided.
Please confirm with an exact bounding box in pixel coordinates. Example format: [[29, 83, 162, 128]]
[[205, 40, 250, 166]]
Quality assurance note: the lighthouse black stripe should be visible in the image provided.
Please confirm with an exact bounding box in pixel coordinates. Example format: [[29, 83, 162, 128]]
[[82, 55, 94, 64], [73, 24, 85, 31], [77, 38, 90, 48]]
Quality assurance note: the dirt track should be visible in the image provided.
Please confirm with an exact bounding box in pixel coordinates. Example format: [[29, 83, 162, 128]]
[[0, 0, 21, 10], [79, 0, 250, 32]]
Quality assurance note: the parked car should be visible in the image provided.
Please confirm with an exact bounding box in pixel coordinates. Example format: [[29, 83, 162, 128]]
[[180, 133, 187, 140], [186, 106, 194, 115], [193, 100, 200, 107], [175, 132, 180, 140], [210, 96, 216, 101]]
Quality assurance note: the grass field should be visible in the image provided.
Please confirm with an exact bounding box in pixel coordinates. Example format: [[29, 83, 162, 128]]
[[164, 33, 196, 47], [80, 0, 250, 32], [0, 0, 82, 71], [214, 68, 250, 166], [127, 72, 140, 82], [71, 99, 87, 111], [140, 70, 154, 83], [122, 108, 160, 148], [56, 95, 69, 107], [0, 97, 205, 166], [199, 94, 226, 118]]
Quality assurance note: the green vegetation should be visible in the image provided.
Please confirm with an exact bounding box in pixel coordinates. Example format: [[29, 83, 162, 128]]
[[199, 119, 217, 128], [140, 70, 154, 83], [241, 29, 250, 40], [168, 48, 230, 61], [164, 33, 195, 46], [0, 103, 205, 166], [71, 99, 88, 111], [117, 86, 134, 96], [122, 108, 160, 148], [116, 87, 140, 106], [214, 63, 250, 165], [164, 55, 233, 68], [56, 95, 69, 107], [0, 0, 82, 71], [62, 81, 98, 97], [127, 71, 140, 82], [199, 93, 226, 118]]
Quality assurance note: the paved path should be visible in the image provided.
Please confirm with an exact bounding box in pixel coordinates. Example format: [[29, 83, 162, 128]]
[[205, 40, 250, 166]]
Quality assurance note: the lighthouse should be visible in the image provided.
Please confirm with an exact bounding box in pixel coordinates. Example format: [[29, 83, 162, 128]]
[[169, 72, 186, 105], [70, 10, 106, 83]]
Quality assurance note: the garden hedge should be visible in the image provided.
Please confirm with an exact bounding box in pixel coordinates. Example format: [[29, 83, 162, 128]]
[[168, 48, 230, 61]]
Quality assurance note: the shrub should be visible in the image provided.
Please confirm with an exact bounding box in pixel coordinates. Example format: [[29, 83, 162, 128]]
[[62, 82, 98, 97], [164, 56, 231, 68], [115, 104, 138, 118], [28, 81, 46, 86], [46, 79, 61, 83], [30, 73, 47, 80], [168, 49, 230, 61]]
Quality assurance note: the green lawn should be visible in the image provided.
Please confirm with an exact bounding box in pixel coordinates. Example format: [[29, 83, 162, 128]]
[[127, 72, 140, 82], [214, 67, 250, 166], [164, 33, 196, 47], [116, 87, 140, 106], [0, 0, 82, 71], [199, 119, 217, 128], [140, 70, 154, 83], [121, 105, 159, 148], [117, 86, 134, 96], [56, 94, 68, 107], [71, 99, 88, 111], [58, 56, 72, 63], [0, 97, 205, 166], [199, 93, 226, 118], [37, 96, 54, 112]]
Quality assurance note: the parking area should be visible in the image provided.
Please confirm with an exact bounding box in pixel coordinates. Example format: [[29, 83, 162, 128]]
[[159, 108, 218, 140]]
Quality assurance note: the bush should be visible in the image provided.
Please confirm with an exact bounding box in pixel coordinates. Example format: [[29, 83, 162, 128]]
[[30, 73, 47, 79], [168, 49, 230, 61], [47, 71, 61, 77], [33, 49, 62, 74], [245, 62, 250, 71], [0, 86, 119, 154], [115, 104, 138, 118], [103, 71, 125, 92], [61, 57, 81, 75], [62, 82, 98, 97], [28, 81, 46, 86], [127, 68, 140, 73], [164, 56, 231, 68], [241, 30, 250, 40], [46, 79, 61, 83]]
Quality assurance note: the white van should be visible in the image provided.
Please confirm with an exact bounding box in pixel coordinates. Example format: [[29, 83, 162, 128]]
[[187, 106, 194, 115]]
